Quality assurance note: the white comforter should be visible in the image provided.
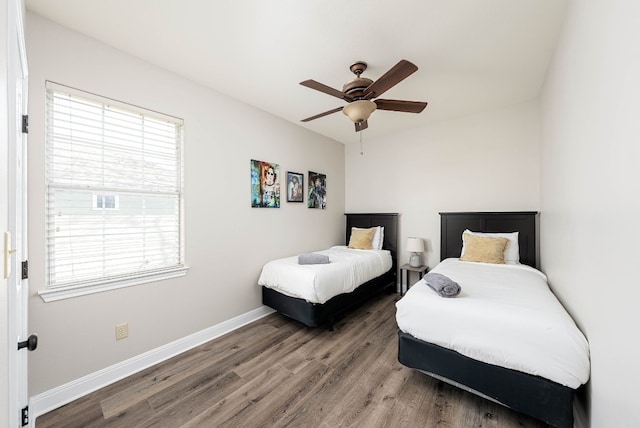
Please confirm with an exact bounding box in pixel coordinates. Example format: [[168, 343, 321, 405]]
[[395, 259, 590, 388], [258, 246, 392, 304]]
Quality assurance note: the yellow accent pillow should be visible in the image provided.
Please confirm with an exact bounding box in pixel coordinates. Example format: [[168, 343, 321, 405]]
[[459, 233, 509, 264], [348, 227, 376, 250]]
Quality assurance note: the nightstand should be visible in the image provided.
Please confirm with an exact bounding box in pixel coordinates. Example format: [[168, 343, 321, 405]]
[[400, 263, 428, 295]]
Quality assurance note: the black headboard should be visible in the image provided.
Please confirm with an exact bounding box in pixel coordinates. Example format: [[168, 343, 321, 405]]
[[345, 213, 399, 269], [440, 212, 538, 268]]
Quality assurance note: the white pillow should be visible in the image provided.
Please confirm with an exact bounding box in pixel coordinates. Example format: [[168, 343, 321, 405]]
[[461, 229, 520, 264], [376, 226, 385, 250], [352, 226, 384, 250]]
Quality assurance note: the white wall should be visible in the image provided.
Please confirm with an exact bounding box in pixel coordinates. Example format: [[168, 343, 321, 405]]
[[26, 12, 345, 396], [345, 101, 540, 270], [540, 1, 640, 426]]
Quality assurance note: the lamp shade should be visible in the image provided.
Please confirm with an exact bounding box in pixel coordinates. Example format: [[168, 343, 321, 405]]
[[342, 100, 377, 123], [406, 237, 424, 253]]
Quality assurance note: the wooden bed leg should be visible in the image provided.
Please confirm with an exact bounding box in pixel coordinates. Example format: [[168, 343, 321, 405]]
[[327, 318, 335, 332]]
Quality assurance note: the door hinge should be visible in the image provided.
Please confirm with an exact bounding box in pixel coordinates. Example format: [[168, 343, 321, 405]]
[[21, 260, 28, 280], [21, 406, 29, 426], [22, 115, 28, 134]]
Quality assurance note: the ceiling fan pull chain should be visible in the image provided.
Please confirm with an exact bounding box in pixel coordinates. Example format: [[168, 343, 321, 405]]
[[360, 130, 364, 155]]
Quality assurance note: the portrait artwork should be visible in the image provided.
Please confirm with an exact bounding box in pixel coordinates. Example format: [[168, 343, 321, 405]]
[[287, 172, 304, 202], [251, 159, 280, 208], [307, 171, 326, 209]]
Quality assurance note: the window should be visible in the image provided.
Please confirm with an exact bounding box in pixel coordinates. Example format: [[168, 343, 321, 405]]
[[40, 82, 186, 302], [92, 193, 119, 210]]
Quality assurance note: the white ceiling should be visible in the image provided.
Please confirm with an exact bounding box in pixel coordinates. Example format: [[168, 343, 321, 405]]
[[24, 0, 568, 144]]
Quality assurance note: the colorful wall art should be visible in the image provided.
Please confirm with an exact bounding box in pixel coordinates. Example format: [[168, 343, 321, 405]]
[[307, 171, 326, 209], [287, 171, 304, 202], [251, 159, 280, 208]]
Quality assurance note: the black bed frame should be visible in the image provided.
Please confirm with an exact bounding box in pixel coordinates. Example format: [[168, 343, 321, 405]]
[[262, 213, 398, 329], [398, 211, 577, 428]]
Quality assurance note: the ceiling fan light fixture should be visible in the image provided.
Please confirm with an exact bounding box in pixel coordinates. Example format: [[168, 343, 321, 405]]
[[342, 100, 376, 123]]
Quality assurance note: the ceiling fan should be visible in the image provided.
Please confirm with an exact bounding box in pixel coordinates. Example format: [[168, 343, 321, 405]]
[[300, 59, 428, 132]]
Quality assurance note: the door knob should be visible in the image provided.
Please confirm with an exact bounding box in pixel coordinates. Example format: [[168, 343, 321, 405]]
[[18, 334, 38, 351]]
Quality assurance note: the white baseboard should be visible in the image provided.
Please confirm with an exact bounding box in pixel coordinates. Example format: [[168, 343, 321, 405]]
[[29, 305, 275, 425]]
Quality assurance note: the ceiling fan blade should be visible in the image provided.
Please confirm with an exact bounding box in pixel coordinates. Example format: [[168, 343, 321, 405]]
[[355, 120, 368, 132], [301, 106, 344, 122], [375, 99, 428, 113], [300, 80, 352, 101], [363, 60, 418, 98]]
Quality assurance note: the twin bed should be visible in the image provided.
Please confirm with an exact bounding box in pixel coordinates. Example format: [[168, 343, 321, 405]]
[[259, 211, 590, 428], [260, 213, 398, 329], [397, 212, 590, 428]]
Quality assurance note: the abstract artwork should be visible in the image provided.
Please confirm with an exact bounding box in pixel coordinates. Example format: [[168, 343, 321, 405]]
[[307, 171, 326, 209], [251, 159, 280, 208]]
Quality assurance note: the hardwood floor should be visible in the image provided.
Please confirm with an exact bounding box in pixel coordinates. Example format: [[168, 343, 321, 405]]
[[36, 293, 547, 427]]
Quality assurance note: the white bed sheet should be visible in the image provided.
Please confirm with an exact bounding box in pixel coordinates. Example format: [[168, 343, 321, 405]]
[[258, 246, 392, 304], [395, 258, 590, 388]]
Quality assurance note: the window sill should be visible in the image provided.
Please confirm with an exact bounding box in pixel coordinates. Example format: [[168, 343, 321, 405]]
[[38, 266, 190, 302]]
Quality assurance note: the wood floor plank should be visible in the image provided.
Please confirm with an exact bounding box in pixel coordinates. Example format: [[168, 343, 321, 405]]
[[36, 293, 550, 428], [96, 322, 276, 418], [140, 322, 300, 415], [275, 330, 398, 426], [145, 363, 242, 412], [322, 334, 406, 427], [88, 399, 155, 428], [292, 294, 396, 371], [233, 324, 325, 381], [226, 360, 331, 427], [354, 367, 414, 428], [278, 348, 315, 374], [100, 323, 288, 418], [385, 370, 442, 427], [139, 372, 244, 428], [180, 364, 294, 427], [35, 391, 106, 428]]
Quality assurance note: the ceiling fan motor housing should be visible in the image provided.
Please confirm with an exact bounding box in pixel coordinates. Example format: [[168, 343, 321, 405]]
[[343, 77, 373, 97], [343, 61, 371, 98]]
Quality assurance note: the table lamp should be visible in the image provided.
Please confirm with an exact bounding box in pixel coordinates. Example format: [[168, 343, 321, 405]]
[[407, 237, 425, 268]]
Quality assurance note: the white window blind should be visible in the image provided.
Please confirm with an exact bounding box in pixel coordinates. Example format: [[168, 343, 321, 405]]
[[43, 82, 186, 299]]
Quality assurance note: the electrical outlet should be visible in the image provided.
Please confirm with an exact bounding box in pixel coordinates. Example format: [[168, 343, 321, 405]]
[[115, 322, 128, 340]]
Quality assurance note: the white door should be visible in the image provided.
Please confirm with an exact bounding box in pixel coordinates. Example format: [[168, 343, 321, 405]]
[[7, 1, 30, 426]]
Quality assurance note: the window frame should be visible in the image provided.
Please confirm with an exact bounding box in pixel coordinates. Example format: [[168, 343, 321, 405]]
[[39, 82, 188, 302]]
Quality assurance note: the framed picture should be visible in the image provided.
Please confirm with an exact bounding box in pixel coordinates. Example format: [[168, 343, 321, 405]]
[[251, 159, 280, 208], [308, 171, 326, 209], [286, 171, 304, 202]]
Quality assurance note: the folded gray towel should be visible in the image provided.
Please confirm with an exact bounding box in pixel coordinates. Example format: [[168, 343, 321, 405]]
[[298, 253, 330, 265], [424, 272, 461, 297]]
